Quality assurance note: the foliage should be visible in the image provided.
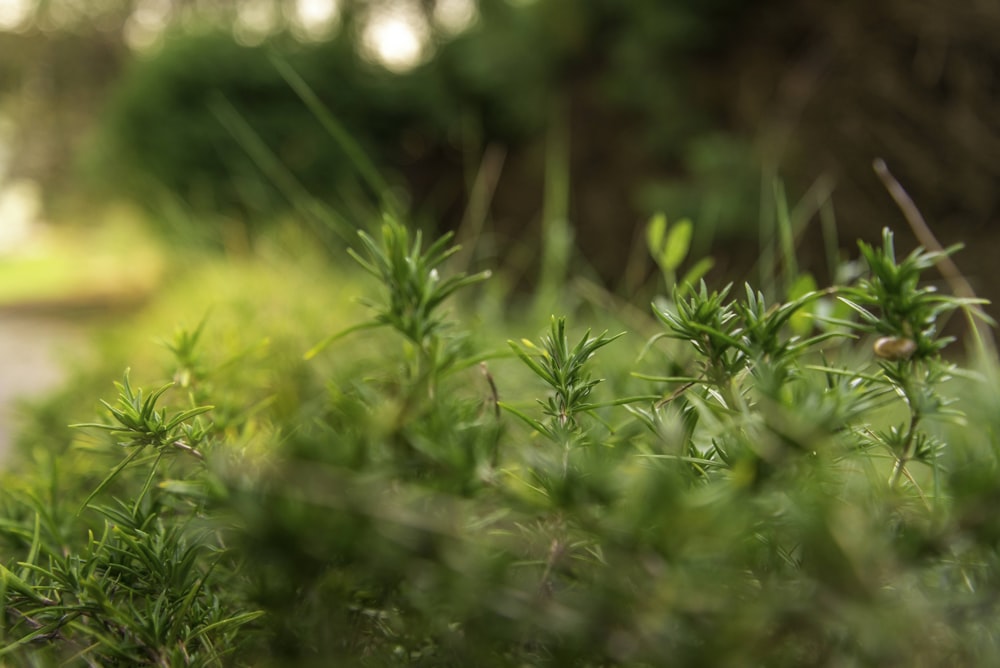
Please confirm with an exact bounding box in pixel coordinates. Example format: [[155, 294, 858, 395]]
[[645, 212, 714, 294], [86, 28, 457, 237], [3, 219, 1000, 666], [85, 0, 757, 256], [0, 364, 256, 665]]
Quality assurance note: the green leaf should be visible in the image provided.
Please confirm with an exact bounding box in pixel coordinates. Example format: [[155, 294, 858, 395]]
[[189, 610, 267, 641], [0, 619, 67, 657], [164, 405, 214, 431], [661, 218, 693, 271], [678, 257, 715, 293], [77, 446, 147, 515], [787, 272, 818, 336], [498, 402, 553, 439], [0, 563, 50, 605], [646, 212, 667, 257], [507, 340, 557, 386], [303, 321, 385, 360]]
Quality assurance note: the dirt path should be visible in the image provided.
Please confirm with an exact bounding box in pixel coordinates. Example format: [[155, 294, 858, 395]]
[[0, 315, 89, 462]]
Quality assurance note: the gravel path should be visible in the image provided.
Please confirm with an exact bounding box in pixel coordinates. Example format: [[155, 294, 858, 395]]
[[0, 315, 89, 462]]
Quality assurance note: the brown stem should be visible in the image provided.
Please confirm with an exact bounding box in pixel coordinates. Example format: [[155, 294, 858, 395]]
[[171, 440, 203, 460], [873, 158, 996, 356]]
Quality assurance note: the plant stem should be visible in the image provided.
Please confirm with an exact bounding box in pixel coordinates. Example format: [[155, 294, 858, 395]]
[[171, 440, 204, 460], [889, 410, 921, 488]]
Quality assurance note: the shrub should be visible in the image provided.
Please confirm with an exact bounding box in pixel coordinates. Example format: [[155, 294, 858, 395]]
[[2, 219, 999, 666], [84, 0, 758, 265]]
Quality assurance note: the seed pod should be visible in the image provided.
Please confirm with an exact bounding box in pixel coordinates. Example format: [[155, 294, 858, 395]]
[[873, 336, 917, 361]]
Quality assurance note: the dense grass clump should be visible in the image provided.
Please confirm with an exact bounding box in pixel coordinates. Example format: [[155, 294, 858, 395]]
[[2, 215, 999, 666]]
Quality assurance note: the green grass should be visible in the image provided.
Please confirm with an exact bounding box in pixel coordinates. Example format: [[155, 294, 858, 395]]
[[1, 210, 999, 666], [0, 213, 163, 310]]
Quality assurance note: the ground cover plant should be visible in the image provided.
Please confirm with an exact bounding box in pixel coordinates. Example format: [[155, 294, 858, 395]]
[[2, 209, 1000, 666]]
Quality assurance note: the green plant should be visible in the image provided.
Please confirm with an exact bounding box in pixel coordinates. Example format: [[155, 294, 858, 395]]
[[502, 317, 643, 500], [0, 369, 258, 665], [841, 227, 982, 356], [69, 370, 214, 513], [833, 228, 991, 487], [634, 227, 988, 496], [307, 214, 491, 396], [5, 215, 1000, 667], [506, 317, 624, 439], [645, 212, 714, 294]]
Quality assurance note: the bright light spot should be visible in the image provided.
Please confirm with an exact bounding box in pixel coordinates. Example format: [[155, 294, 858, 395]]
[[133, 0, 171, 29], [123, 20, 155, 52], [433, 0, 477, 35], [370, 19, 421, 64], [362, 5, 430, 73], [0, 179, 42, 255], [235, 0, 279, 46], [0, 0, 31, 31], [291, 0, 338, 40], [123, 0, 171, 51]]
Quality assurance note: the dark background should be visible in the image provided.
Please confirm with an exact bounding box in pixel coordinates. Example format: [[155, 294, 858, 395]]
[[2, 0, 997, 305]]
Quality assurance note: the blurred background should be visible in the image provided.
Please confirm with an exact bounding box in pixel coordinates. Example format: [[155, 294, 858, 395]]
[[1, 0, 998, 454]]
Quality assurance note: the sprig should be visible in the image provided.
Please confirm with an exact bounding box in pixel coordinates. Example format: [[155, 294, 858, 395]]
[[505, 317, 623, 441], [305, 214, 491, 395], [71, 369, 213, 511]]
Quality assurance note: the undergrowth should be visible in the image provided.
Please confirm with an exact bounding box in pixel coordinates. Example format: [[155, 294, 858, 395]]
[[2, 213, 1000, 666]]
